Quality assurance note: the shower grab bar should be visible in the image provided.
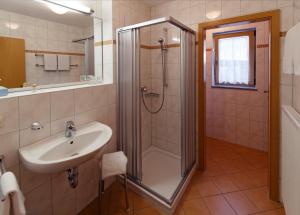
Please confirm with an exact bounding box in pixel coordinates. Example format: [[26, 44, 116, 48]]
[[0, 155, 6, 176], [0, 154, 7, 201]]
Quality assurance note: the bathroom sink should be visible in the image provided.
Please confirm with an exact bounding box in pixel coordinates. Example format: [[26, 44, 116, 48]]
[[19, 122, 112, 173]]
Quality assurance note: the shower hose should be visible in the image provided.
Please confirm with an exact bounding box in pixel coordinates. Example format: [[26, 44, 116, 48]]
[[141, 50, 167, 114]]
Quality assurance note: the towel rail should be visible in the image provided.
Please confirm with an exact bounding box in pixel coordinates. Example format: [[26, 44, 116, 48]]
[[0, 155, 5, 175], [0, 154, 7, 201], [35, 64, 79, 67]]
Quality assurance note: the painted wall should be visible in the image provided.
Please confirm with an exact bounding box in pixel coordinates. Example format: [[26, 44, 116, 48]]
[[205, 22, 269, 151]]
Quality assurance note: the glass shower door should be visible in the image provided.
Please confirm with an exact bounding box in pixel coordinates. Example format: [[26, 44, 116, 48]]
[[117, 17, 196, 205], [117, 28, 142, 182]]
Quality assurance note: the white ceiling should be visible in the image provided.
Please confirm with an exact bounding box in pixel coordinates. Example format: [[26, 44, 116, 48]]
[[0, 0, 93, 27], [140, 0, 175, 7]]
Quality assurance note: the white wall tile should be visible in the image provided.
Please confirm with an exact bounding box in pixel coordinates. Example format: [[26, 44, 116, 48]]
[[241, 0, 263, 15], [222, 0, 241, 18], [20, 123, 50, 147], [0, 131, 19, 168], [19, 93, 50, 129], [50, 90, 74, 121], [0, 98, 19, 135]]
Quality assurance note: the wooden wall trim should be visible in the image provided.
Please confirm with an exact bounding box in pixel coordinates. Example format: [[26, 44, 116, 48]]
[[140, 43, 181, 49], [198, 9, 280, 201], [94, 40, 116, 47], [257, 44, 270, 48], [280, 31, 287, 37]]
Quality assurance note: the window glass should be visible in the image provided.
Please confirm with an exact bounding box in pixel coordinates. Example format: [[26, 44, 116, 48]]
[[218, 36, 250, 85]]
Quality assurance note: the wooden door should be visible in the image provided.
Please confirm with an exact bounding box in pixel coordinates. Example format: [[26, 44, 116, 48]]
[[0, 36, 25, 88]]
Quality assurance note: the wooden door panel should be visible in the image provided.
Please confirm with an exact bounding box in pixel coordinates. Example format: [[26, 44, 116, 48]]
[[0, 36, 25, 88]]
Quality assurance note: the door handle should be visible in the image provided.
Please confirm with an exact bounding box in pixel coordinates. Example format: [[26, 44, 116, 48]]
[[264, 90, 269, 93]]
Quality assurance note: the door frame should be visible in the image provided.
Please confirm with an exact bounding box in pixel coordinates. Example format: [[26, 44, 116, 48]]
[[197, 10, 280, 201]]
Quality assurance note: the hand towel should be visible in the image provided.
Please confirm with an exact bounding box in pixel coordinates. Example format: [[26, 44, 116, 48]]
[[283, 22, 300, 75], [0, 172, 26, 215], [57, 55, 70, 71], [0, 187, 10, 215], [102, 151, 127, 179], [44, 54, 57, 71]]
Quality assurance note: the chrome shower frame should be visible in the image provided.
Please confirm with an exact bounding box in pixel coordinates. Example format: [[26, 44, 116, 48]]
[[116, 16, 196, 212]]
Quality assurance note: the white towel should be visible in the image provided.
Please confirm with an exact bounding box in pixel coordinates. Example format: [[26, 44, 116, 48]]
[[102, 151, 127, 179], [57, 55, 70, 71], [0, 188, 10, 215], [44, 54, 57, 71], [283, 22, 300, 75], [0, 172, 26, 215]]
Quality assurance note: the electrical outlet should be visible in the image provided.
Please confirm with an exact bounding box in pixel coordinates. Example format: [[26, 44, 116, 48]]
[[0, 114, 4, 128]]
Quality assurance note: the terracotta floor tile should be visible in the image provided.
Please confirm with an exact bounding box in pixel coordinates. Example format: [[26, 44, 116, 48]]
[[246, 169, 268, 187], [244, 153, 268, 170], [224, 191, 261, 215], [134, 207, 162, 215], [206, 158, 218, 168], [174, 204, 186, 215], [182, 198, 211, 215], [133, 193, 153, 211], [242, 187, 282, 211], [108, 190, 134, 214], [201, 164, 226, 177], [217, 159, 246, 174], [191, 171, 212, 185], [196, 179, 222, 197], [182, 185, 202, 201], [254, 208, 286, 215], [81, 139, 285, 215], [230, 172, 258, 190], [212, 175, 239, 194], [203, 195, 237, 215]]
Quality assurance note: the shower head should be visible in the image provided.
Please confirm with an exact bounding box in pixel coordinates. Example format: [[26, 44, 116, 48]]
[[158, 37, 164, 43]]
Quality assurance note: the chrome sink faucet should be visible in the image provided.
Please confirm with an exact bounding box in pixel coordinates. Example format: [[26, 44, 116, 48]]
[[65, 121, 76, 138]]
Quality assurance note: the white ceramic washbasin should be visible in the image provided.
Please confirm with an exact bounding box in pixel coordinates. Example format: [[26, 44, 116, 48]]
[[19, 121, 112, 173]]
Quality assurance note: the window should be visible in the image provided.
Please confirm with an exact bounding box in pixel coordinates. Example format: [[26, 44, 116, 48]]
[[213, 29, 256, 89]]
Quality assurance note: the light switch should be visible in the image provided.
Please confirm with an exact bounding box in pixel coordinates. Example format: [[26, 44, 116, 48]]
[[0, 114, 4, 128]]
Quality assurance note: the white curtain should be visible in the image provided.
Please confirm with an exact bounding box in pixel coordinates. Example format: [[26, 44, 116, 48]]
[[218, 36, 250, 85]]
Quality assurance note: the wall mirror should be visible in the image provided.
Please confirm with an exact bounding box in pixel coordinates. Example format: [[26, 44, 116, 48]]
[[0, 0, 103, 91]]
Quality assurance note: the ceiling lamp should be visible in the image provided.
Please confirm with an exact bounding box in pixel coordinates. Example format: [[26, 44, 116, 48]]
[[206, 10, 221, 20], [5, 22, 19, 30]]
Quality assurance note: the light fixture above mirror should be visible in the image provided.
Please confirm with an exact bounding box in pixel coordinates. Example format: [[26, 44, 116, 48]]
[[35, 0, 94, 15]]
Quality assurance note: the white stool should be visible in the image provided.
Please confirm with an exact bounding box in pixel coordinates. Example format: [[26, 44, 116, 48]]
[[99, 151, 129, 211]]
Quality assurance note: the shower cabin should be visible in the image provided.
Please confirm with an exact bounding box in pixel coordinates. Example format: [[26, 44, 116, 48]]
[[117, 17, 196, 210]]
